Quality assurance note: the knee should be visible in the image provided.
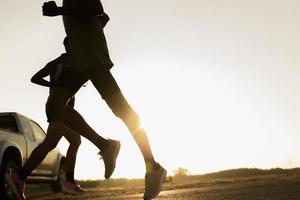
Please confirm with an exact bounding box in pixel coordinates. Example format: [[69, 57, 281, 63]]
[[105, 92, 133, 119], [105, 92, 141, 131], [111, 103, 140, 127], [110, 101, 141, 132]]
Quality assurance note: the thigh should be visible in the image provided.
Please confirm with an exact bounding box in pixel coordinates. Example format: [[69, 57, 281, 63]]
[[89, 66, 121, 100]]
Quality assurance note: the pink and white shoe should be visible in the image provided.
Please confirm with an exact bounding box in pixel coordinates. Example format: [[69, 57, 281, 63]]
[[5, 172, 26, 200]]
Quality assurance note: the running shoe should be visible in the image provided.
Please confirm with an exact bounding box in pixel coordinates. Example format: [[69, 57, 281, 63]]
[[5, 172, 26, 200], [99, 139, 121, 179], [144, 163, 167, 199]]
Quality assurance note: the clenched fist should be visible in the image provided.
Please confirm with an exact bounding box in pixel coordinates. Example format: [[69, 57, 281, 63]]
[[42, 1, 59, 17]]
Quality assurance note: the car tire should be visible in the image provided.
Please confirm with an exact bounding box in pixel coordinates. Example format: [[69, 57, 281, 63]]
[[0, 156, 20, 200], [50, 159, 66, 193]]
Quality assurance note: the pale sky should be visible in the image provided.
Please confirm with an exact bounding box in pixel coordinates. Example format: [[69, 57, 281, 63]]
[[1, 0, 300, 179]]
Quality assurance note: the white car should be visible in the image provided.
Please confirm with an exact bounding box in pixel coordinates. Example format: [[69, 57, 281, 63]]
[[0, 112, 66, 199]]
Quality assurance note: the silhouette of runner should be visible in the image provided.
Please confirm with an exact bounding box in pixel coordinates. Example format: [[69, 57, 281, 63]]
[[30, 37, 85, 195], [7, 1, 166, 199], [6, 38, 86, 200]]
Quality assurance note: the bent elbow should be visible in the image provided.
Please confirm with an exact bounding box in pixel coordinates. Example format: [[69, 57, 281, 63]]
[[31, 77, 36, 83]]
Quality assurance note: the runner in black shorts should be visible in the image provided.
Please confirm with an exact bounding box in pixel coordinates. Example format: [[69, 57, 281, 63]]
[[8, 1, 166, 199], [5, 38, 86, 199]]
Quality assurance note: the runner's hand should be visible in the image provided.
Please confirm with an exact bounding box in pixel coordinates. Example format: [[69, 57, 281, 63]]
[[43, 1, 59, 16]]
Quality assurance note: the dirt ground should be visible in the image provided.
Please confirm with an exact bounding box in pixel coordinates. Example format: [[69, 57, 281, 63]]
[[25, 174, 300, 200]]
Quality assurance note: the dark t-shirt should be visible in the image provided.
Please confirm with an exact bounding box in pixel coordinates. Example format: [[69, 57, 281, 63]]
[[62, 0, 113, 71]]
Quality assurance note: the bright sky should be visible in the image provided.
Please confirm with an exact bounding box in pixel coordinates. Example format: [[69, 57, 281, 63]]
[[1, 0, 300, 180]]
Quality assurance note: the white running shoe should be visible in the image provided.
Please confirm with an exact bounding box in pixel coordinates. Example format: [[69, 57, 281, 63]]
[[99, 139, 121, 179], [144, 163, 167, 199]]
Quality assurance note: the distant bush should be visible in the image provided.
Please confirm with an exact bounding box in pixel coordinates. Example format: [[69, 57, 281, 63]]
[[173, 167, 190, 176]]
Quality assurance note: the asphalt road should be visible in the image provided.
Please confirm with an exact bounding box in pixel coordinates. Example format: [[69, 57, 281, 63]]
[[26, 175, 300, 200]]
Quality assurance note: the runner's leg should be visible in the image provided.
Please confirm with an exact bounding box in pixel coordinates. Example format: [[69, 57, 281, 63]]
[[19, 121, 64, 180], [62, 126, 81, 182], [90, 67, 157, 171], [46, 86, 109, 151], [47, 69, 120, 178]]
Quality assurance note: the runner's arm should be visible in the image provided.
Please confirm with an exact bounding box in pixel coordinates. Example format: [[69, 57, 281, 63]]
[[31, 64, 52, 87], [42, 1, 104, 17]]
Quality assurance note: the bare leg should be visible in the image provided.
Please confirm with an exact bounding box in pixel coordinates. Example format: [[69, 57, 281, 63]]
[[60, 122, 82, 182], [47, 83, 119, 179], [90, 68, 157, 172], [105, 92, 155, 163], [19, 122, 64, 180]]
